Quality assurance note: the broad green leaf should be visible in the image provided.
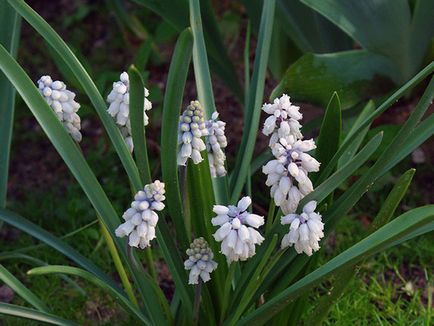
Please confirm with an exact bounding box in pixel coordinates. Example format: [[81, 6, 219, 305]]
[[314, 92, 342, 173], [300, 131, 383, 208], [371, 169, 415, 231], [160, 29, 192, 248], [230, 0, 276, 203], [0, 265, 49, 313], [8, 0, 143, 192], [273, 50, 397, 110], [0, 1, 20, 208], [0, 303, 77, 326], [189, 0, 229, 204], [128, 65, 151, 185], [238, 205, 434, 325], [301, 0, 434, 82], [316, 61, 434, 184], [27, 265, 151, 325], [132, 0, 243, 99], [0, 44, 167, 323], [276, 0, 352, 53]]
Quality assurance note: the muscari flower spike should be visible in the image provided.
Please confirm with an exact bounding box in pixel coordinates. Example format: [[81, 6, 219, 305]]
[[212, 197, 265, 263], [281, 201, 324, 256], [115, 180, 165, 249], [262, 94, 303, 148], [37, 75, 82, 142], [263, 136, 320, 214], [177, 100, 208, 166], [184, 237, 218, 285], [107, 71, 152, 152], [205, 111, 228, 177]]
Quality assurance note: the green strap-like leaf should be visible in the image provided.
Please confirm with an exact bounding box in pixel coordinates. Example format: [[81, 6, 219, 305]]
[[230, 0, 276, 203], [160, 28, 192, 248], [0, 264, 49, 313], [0, 0, 21, 208], [128, 65, 152, 185], [0, 303, 77, 326], [238, 205, 434, 325], [189, 0, 229, 205], [0, 44, 167, 323], [314, 92, 342, 176], [27, 265, 151, 325]]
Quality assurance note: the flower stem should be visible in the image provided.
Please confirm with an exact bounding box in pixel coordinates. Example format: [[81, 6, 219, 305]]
[[99, 220, 138, 307], [193, 279, 203, 325]]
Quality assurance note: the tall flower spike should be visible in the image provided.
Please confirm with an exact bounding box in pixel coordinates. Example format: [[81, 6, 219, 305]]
[[205, 112, 228, 177], [263, 137, 320, 214], [37, 75, 82, 142], [262, 94, 303, 147], [177, 100, 208, 166], [107, 72, 152, 152], [212, 197, 265, 263], [184, 237, 218, 285], [281, 201, 324, 256], [115, 180, 165, 249]]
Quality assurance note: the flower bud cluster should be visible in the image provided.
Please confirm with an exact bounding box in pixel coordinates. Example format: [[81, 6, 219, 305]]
[[107, 72, 152, 152], [37, 76, 82, 142], [177, 101, 208, 165], [212, 197, 264, 263], [115, 180, 165, 249], [184, 237, 218, 285], [262, 94, 302, 148], [205, 112, 228, 177], [281, 201, 324, 255]]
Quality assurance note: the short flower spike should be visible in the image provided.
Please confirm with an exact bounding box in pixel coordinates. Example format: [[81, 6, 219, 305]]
[[115, 180, 165, 249], [212, 196, 265, 263], [107, 71, 152, 152], [37, 75, 82, 142], [184, 237, 218, 285]]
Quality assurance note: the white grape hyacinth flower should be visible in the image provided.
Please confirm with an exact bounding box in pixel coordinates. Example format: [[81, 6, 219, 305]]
[[37, 75, 82, 142], [115, 180, 165, 249], [263, 137, 320, 214], [212, 197, 265, 263], [184, 237, 218, 285], [205, 111, 228, 177], [106, 72, 152, 152], [177, 100, 208, 166], [262, 94, 303, 147], [281, 201, 324, 256]]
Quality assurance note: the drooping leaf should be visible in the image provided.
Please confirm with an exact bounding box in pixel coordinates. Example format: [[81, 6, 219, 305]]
[[273, 50, 397, 110]]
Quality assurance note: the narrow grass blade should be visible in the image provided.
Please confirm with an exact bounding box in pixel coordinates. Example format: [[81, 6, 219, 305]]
[[371, 168, 415, 231], [337, 101, 375, 168], [0, 264, 49, 313], [238, 205, 434, 325], [27, 265, 151, 325], [317, 62, 434, 184], [128, 65, 151, 184], [189, 0, 229, 204], [0, 253, 86, 296], [0, 303, 77, 326], [230, 0, 276, 203], [0, 1, 21, 207], [300, 132, 383, 208], [313, 92, 341, 180], [160, 28, 193, 247], [8, 0, 143, 191], [0, 45, 167, 323]]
